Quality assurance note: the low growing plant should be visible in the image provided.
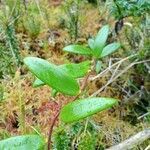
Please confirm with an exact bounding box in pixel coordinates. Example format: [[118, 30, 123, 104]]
[[0, 2, 21, 77], [111, 0, 149, 20], [24, 56, 118, 149], [63, 25, 120, 73], [63, 25, 120, 58], [63, 0, 82, 42], [23, 15, 41, 40], [109, 0, 150, 34], [0, 25, 120, 149]]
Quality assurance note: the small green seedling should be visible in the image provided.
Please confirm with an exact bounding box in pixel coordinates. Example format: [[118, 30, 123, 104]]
[[0, 25, 120, 150], [0, 56, 118, 150], [26, 57, 118, 149], [63, 25, 120, 59]]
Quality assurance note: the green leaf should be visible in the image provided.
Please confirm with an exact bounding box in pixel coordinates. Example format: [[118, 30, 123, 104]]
[[60, 97, 118, 123], [0, 135, 44, 150], [94, 25, 109, 58], [88, 38, 95, 50], [32, 61, 91, 88], [33, 78, 45, 88], [63, 45, 92, 56], [24, 57, 79, 96], [101, 42, 120, 57], [95, 61, 102, 74], [31, 60, 91, 98], [59, 61, 91, 78]]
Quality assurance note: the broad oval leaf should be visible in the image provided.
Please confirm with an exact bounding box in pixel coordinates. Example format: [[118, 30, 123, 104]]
[[0, 135, 44, 150], [24, 57, 79, 96], [59, 61, 91, 79], [101, 42, 120, 58], [63, 45, 92, 56], [94, 25, 109, 58], [60, 97, 118, 123], [32, 61, 91, 88]]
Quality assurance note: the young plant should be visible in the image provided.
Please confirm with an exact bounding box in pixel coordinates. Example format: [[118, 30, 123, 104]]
[[63, 0, 82, 42], [0, 56, 118, 149], [28, 57, 118, 148], [0, 24, 121, 149], [63, 25, 120, 59], [63, 25, 120, 73], [23, 15, 41, 40], [0, 1, 22, 77]]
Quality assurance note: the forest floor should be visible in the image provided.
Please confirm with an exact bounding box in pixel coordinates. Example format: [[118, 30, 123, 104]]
[[0, 1, 149, 149]]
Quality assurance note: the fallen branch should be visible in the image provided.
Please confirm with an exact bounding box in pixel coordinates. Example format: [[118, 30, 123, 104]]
[[90, 54, 137, 81], [145, 145, 150, 150], [90, 59, 150, 97], [106, 128, 150, 150], [138, 112, 150, 120]]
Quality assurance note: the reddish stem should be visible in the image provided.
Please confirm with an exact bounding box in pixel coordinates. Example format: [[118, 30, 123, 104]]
[[47, 109, 61, 150], [72, 72, 91, 101]]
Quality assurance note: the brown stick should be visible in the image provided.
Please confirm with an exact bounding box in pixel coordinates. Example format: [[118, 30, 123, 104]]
[[106, 128, 150, 150], [47, 110, 61, 150], [90, 59, 150, 97]]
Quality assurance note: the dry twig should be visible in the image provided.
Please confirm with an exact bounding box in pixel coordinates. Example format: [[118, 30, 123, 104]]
[[90, 54, 137, 81], [90, 59, 150, 97], [106, 128, 150, 150]]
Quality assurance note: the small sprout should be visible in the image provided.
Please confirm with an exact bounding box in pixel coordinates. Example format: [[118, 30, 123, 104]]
[[63, 25, 121, 59]]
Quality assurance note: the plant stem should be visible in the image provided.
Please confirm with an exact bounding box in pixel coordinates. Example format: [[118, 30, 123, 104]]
[[47, 62, 94, 148], [47, 109, 61, 150], [47, 70, 92, 148], [72, 71, 91, 101]]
